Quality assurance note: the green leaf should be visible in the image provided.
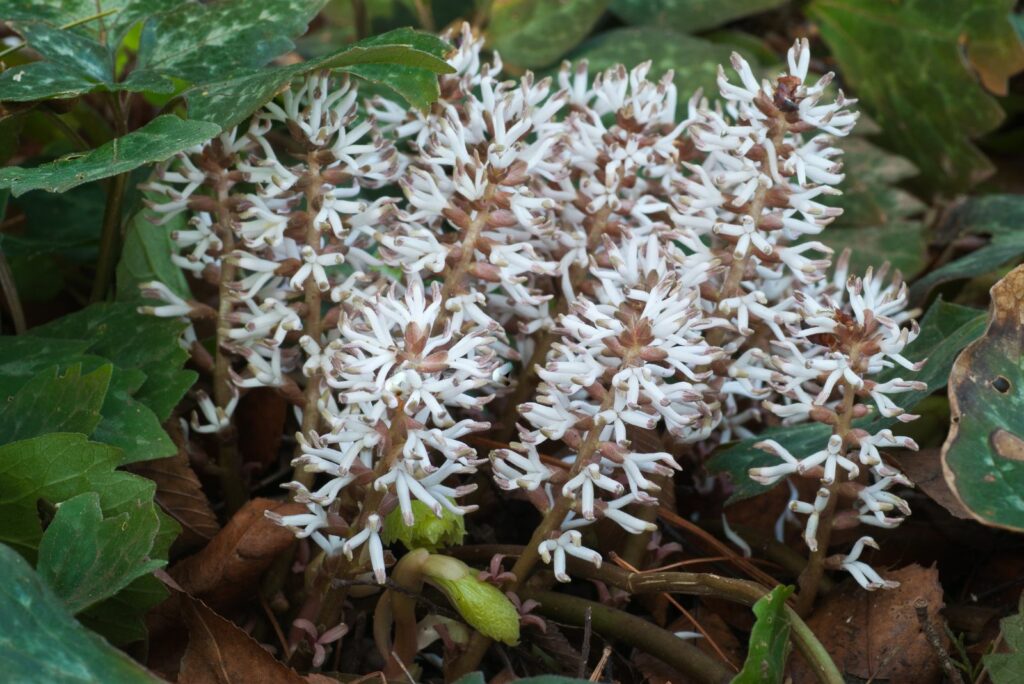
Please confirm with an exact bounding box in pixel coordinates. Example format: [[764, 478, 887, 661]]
[[5, 183, 106, 262], [28, 302, 196, 422], [488, 0, 611, 69], [0, 116, 220, 196], [910, 195, 1024, 301], [610, 0, 788, 33], [187, 29, 454, 129], [565, 28, 746, 104], [809, 0, 1024, 192], [339, 28, 455, 110], [90, 366, 175, 464], [732, 585, 794, 684], [710, 299, 987, 503], [0, 60, 100, 102], [37, 491, 163, 614], [0, 2, 185, 101], [0, 544, 159, 683], [984, 597, 1024, 684], [0, 337, 92, 399], [0, 433, 161, 560], [942, 265, 1024, 531], [0, 364, 111, 444], [124, 0, 327, 89], [117, 207, 195, 303], [78, 574, 167, 645], [821, 136, 927, 276]]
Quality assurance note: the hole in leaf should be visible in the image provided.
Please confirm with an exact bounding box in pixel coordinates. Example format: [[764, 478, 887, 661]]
[[993, 376, 1011, 393]]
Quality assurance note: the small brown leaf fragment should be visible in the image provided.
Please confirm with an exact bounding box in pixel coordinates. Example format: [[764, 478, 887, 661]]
[[891, 450, 972, 521], [129, 443, 220, 552], [170, 498, 302, 611], [790, 564, 946, 684], [992, 429, 1024, 462], [179, 595, 306, 684]]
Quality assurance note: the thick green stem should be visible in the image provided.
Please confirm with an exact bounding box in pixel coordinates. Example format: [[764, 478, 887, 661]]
[[520, 588, 732, 684], [0, 248, 26, 334], [89, 171, 128, 302], [448, 546, 843, 684]]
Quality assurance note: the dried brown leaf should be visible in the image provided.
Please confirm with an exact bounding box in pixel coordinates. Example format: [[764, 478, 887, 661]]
[[170, 498, 302, 611], [890, 449, 972, 520], [178, 594, 306, 684], [791, 564, 946, 683], [129, 445, 220, 551]]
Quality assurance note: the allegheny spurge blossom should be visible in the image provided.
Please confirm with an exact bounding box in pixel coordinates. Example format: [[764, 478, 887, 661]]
[[140, 25, 920, 595]]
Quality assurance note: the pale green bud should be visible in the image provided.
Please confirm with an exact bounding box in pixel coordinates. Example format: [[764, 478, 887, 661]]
[[421, 555, 520, 646], [382, 500, 465, 552]]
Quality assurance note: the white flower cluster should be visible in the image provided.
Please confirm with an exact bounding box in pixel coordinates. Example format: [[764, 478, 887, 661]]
[[140, 25, 920, 591]]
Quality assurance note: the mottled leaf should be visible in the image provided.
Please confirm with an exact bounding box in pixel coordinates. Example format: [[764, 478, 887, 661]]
[[0, 544, 159, 684], [809, 0, 1024, 192], [911, 195, 1024, 301], [125, 0, 327, 89], [0, 60, 100, 102], [824, 224, 927, 278], [0, 364, 111, 444], [37, 491, 163, 614], [942, 264, 1024, 531], [610, 0, 787, 33], [0, 116, 220, 196], [711, 299, 987, 502], [187, 29, 454, 129], [488, 0, 610, 69], [565, 28, 743, 102], [732, 585, 793, 684]]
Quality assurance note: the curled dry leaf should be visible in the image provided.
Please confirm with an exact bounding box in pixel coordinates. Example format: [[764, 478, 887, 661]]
[[178, 594, 307, 684], [942, 263, 1024, 531], [890, 449, 972, 521], [170, 498, 303, 611], [129, 441, 220, 552], [791, 564, 946, 684]]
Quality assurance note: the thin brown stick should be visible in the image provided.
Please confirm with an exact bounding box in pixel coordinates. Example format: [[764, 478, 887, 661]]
[[609, 553, 739, 672], [914, 598, 965, 684], [589, 645, 612, 682]]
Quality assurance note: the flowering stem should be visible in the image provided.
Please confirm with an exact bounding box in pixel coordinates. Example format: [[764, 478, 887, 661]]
[[497, 207, 611, 442], [313, 399, 409, 629], [794, 375, 857, 616], [295, 154, 324, 489], [213, 189, 248, 514], [449, 390, 615, 678]]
